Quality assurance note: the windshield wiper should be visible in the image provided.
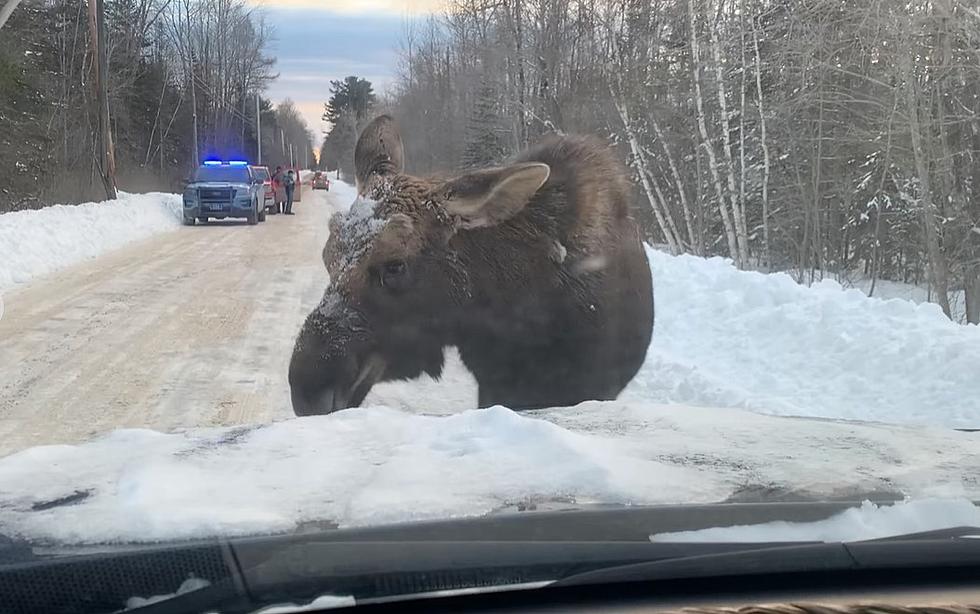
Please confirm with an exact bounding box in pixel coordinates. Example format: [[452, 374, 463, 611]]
[[125, 528, 980, 614], [127, 540, 798, 614], [553, 526, 980, 588]]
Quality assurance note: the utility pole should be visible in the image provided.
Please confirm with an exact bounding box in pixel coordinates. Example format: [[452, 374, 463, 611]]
[[0, 0, 23, 32], [184, 0, 199, 167], [255, 93, 262, 164], [289, 143, 294, 167], [89, 0, 117, 199]]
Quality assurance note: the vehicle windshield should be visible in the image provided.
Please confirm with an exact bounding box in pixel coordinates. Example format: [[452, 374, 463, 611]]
[[1, 0, 980, 609], [194, 166, 250, 183]]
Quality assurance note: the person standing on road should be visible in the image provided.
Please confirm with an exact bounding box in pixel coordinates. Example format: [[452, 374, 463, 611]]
[[283, 169, 297, 215], [271, 166, 285, 214]]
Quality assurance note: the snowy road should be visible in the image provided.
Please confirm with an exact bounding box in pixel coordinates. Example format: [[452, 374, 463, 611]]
[[0, 187, 338, 457]]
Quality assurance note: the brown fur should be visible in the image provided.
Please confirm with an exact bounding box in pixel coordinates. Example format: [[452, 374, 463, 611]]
[[289, 116, 654, 415]]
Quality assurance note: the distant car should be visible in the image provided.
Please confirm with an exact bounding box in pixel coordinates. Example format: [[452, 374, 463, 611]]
[[312, 171, 330, 191], [250, 165, 274, 211], [182, 161, 266, 226]]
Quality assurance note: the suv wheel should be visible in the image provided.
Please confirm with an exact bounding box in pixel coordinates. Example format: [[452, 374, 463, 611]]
[[247, 203, 258, 225], [258, 203, 267, 222]]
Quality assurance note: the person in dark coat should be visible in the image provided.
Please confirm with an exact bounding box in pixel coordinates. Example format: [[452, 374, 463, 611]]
[[283, 169, 297, 215]]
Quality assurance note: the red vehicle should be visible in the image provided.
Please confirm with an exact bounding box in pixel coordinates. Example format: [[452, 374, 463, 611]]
[[312, 171, 330, 191], [249, 165, 274, 211]]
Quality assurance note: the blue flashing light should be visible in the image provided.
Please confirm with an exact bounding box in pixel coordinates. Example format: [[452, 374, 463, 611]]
[[203, 160, 222, 166], [228, 160, 249, 166]]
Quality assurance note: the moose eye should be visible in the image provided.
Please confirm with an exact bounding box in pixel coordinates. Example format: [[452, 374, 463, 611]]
[[384, 261, 406, 276], [379, 260, 409, 289]]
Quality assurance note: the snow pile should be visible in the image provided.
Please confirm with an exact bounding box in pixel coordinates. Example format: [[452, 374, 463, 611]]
[[0, 404, 976, 544], [0, 191, 182, 292], [847, 277, 967, 324], [651, 498, 980, 543], [625, 249, 980, 427]]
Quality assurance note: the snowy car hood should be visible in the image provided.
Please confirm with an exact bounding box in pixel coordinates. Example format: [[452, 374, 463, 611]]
[[0, 403, 977, 546]]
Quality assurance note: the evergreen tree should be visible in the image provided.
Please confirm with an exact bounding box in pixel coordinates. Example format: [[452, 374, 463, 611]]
[[323, 76, 377, 125], [461, 85, 508, 170]]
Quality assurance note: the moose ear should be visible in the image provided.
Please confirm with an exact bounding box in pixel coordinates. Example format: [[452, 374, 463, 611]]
[[442, 163, 550, 229], [354, 115, 404, 195]]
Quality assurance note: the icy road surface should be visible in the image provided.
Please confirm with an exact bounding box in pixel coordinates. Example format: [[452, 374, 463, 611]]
[[0, 185, 336, 456]]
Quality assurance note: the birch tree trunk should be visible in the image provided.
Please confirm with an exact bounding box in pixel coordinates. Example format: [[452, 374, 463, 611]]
[[688, 0, 740, 264], [648, 117, 698, 253], [708, 1, 748, 266], [900, 46, 952, 318], [750, 15, 771, 268], [611, 86, 682, 253], [738, 0, 748, 265]]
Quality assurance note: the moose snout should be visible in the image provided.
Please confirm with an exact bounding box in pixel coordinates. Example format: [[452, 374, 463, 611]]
[[288, 302, 385, 417], [288, 351, 386, 417], [289, 380, 348, 417]]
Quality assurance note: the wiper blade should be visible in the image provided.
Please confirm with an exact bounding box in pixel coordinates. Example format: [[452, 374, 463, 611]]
[[553, 531, 980, 588], [865, 526, 980, 542], [551, 542, 854, 587], [17, 525, 980, 614], [123, 540, 809, 614]]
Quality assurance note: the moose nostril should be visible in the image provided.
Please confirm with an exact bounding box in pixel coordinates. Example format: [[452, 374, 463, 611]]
[[290, 386, 317, 417], [290, 384, 349, 417]]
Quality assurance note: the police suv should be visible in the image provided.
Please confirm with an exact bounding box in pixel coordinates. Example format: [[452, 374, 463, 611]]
[[182, 160, 266, 225]]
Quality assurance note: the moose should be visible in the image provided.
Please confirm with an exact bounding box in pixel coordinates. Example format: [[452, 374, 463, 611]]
[[289, 115, 654, 416]]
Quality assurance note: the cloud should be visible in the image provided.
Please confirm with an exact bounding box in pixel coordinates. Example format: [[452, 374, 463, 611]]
[[258, 6, 419, 146]]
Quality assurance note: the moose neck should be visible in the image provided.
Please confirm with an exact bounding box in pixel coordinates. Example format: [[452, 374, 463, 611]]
[[449, 215, 566, 324]]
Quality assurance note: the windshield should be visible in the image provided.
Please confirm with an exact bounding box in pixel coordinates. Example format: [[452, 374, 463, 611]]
[[193, 166, 250, 183], [1, 0, 980, 609]]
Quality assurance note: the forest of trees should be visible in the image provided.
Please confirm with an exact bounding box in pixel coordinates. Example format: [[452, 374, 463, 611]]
[[0, 0, 315, 211], [337, 0, 980, 323], [6, 0, 980, 323]]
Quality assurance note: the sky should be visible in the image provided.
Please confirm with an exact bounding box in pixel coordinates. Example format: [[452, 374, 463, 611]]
[[253, 1, 444, 147]]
